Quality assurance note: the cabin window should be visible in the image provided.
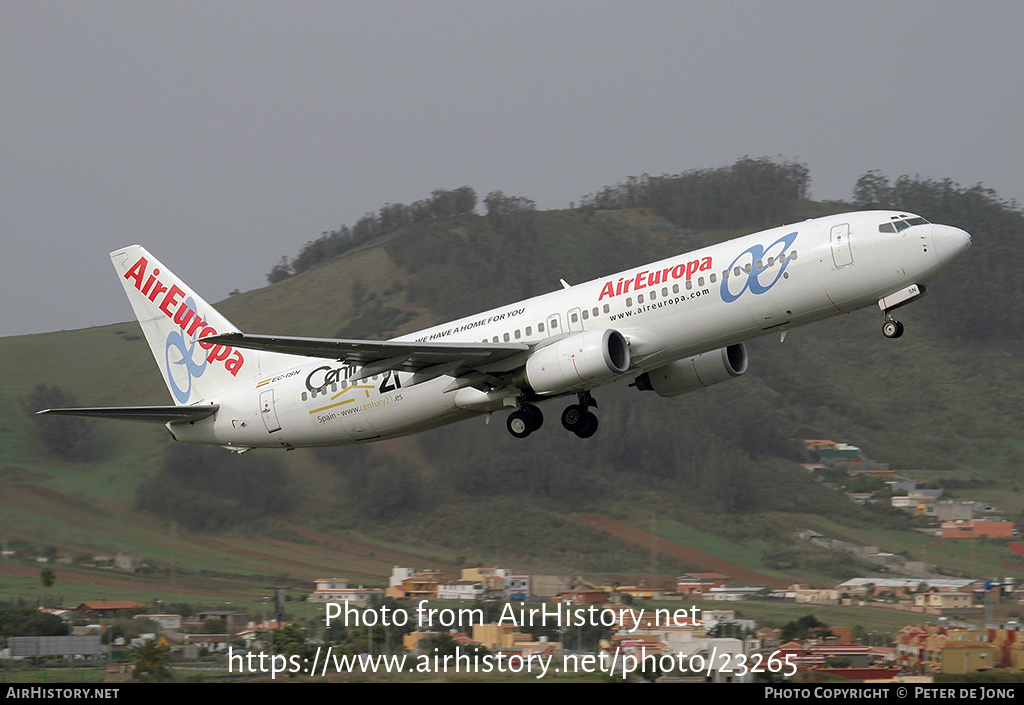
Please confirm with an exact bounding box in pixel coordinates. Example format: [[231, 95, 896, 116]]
[[592, 307, 599, 317], [331, 383, 337, 392], [550, 319, 558, 328], [514, 329, 521, 339], [661, 288, 668, 297], [745, 263, 752, 273], [492, 336, 499, 343], [709, 273, 716, 283], [734, 266, 742, 276], [603, 304, 610, 313], [791, 250, 798, 259], [756, 260, 763, 270], [637, 294, 644, 304], [767, 257, 774, 267], [672, 284, 679, 294], [582, 309, 589, 320], [526, 326, 532, 335], [538, 322, 545, 332], [649, 290, 656, 300], [625, 297, 632, 307], [686, 280, 693, 290], [503, 332, 510, 342], [570, 312, 579, 323], [302, 392, 308, 401]]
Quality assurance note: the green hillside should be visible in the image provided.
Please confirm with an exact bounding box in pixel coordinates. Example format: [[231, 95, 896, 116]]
[[2, 160, 1023, 610]]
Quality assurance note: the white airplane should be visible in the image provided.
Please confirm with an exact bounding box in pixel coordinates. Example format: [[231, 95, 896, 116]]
[[39, 211, 971, 450]]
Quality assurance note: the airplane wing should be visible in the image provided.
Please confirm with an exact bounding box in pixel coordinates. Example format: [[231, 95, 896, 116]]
[[36, 405, 220, 424], [205, 333, 532, 389]]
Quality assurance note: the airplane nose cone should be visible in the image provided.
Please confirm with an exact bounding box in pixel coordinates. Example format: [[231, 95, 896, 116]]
[[932, 225, 971, 263]]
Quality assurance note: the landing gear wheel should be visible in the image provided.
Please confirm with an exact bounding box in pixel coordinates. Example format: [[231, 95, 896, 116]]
[[507, 409, 532, 439], [507, 404, 543, 439], [526, 404, 543, 432], [574, 412, 599, 439], [883, 319, 904, 338], [561, 404, 586, 432]]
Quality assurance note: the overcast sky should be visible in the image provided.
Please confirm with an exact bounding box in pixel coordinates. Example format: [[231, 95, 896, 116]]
[[4, 1, 1022, 337]]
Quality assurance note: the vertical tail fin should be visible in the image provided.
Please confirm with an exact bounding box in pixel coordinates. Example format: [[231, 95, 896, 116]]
[[110, 245, 248, 405]]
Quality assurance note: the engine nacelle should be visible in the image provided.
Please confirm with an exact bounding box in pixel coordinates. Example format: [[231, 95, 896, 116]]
[[633, 343, 747, 397], [519, 329, 631, 395]]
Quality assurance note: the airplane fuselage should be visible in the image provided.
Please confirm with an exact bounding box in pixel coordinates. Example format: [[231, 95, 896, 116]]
[[166, 210, 970, 449]]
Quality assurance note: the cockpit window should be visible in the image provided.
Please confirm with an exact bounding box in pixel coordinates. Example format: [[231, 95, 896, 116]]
[[880, 215, 930, 233]]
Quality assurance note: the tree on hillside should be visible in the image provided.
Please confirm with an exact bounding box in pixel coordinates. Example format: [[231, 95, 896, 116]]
[[267, 623, 307, 661], [40, 567, 55, 589], [0, 604, 66, 637], [345, 459, 423, 519], [581, 157, 810, 230], [852, 170, 894, 208], [266, 256, 293, 283], [270, 186, 478, 280], [21, 384, 97, 461], [781, 614, 832, 642], [135, 444, 294, 531]]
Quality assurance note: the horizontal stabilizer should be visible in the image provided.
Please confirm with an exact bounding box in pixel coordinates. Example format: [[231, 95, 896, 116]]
[[36, 405, 219, 424]]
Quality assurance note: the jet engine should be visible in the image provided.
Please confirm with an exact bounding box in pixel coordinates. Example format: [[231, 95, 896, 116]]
[[633, 343, 747, 397], [518, 329, 631, 395]]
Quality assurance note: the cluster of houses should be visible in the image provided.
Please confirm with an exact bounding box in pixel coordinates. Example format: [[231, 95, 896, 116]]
[[412, 608, 1024, 680], [799, 434, 1017, 541], [896, 619, 1024, 675], [309, 568, 765, 606], [750, 619, 1024, 679], [308, 567, 533, 606], [308, 567, 1023, 620], [790, 577, 1016, 616], [18, 574, 1024, 681]]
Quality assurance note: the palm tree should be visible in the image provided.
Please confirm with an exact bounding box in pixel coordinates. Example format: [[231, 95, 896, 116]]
[[130, 639, 173, 681]]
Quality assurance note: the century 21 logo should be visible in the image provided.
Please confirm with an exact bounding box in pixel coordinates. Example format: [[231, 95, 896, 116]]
[[720, 232, 798, 303]]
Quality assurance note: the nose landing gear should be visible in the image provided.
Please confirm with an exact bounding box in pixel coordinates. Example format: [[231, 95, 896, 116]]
[[882, 314, 904, 339]]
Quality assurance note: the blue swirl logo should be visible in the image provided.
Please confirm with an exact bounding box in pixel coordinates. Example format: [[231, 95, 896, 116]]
[[720, 231, 797, 303], [164, 297, 207, 403]]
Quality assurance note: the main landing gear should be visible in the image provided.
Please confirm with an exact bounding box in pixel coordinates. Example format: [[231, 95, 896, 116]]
[[505, 391, 601, 439], [506, 402, 543, 439], [561, 391, 599, 439], [882, 312, 905, 339]]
